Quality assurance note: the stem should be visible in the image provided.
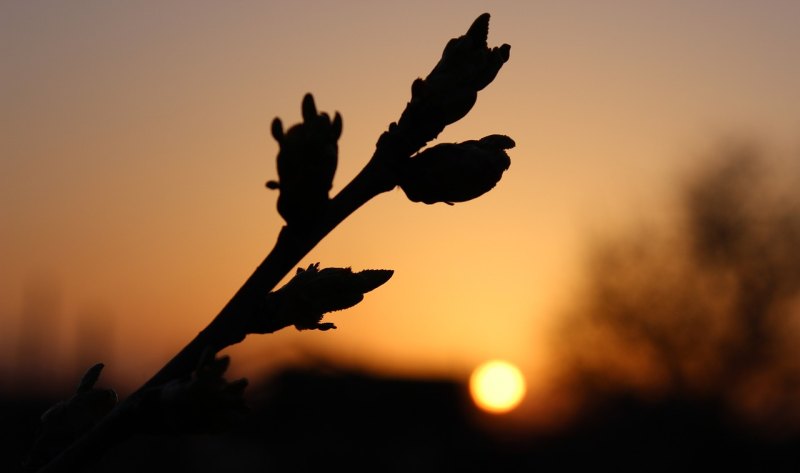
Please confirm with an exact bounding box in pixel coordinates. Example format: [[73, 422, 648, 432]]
[[37, 11, 510, 467], [37, 143, 399, 473], [145, 149, 396, 388]]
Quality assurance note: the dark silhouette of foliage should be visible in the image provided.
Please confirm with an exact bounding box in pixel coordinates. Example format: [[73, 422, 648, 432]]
[[555, 146, 800, 435], [30, 13, 512, 472]]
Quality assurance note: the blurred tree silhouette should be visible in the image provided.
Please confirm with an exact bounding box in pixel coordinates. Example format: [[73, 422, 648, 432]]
[[556, 145, 800, 435]]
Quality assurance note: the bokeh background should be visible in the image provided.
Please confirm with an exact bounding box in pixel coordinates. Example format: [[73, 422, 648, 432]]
[[3, 1, 800, 470]]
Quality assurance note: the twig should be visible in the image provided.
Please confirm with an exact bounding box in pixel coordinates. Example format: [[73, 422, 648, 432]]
[[35, 12, 512, 472]]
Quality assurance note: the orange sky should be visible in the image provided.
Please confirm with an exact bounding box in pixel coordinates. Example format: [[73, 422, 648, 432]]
[[2, 1, 800, 396]]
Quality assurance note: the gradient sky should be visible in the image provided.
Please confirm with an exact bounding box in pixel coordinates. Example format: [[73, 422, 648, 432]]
[[3, 1, 800, 396]]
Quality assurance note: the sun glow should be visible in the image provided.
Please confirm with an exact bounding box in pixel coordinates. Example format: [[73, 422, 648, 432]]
[[470, 360, 526, 414]]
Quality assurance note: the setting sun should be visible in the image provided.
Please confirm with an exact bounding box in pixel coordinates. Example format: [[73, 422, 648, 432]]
[[469, 360, 526, 414]]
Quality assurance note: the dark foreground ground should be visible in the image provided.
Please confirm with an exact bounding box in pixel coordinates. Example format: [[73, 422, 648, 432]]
[[3, 366, 799, 472]]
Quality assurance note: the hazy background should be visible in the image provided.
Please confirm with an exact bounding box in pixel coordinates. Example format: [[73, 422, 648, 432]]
[[3, 0, 800, 427]]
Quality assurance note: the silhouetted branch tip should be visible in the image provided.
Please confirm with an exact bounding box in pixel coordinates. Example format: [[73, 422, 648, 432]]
[[389, 13, 511, 152], [268, 93, 342, 226], [400, 134, 514, 205]]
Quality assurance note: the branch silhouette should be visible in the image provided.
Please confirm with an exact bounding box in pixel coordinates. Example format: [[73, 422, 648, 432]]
[[32, 13, 512, 472]]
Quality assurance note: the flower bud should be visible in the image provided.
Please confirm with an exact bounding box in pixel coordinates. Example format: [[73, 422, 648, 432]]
[[251, 263, 394, 333], [393, 13, 511, 151], [269, 93, 342, 226], [400, 135, 514, 205]]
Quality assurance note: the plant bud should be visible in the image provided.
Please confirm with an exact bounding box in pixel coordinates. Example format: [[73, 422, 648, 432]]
[[393, 13, 511, 151], [251, 263, 394, 333], [269, 93, 342, 226], [400, 134, 514, 205]]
